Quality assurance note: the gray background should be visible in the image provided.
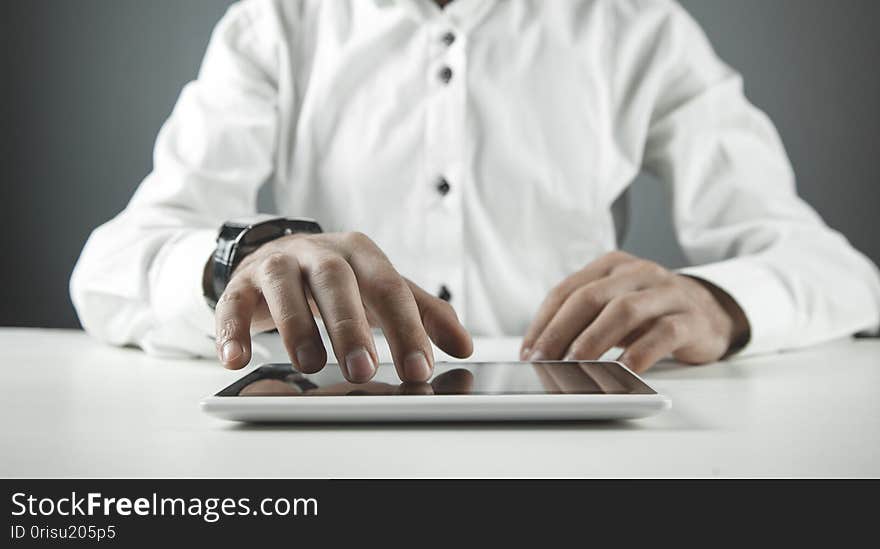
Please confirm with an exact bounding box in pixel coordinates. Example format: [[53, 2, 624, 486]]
[[2, 0, 879, 328]]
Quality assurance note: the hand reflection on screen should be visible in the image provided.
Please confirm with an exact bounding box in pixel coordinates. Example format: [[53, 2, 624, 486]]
[[238, 368, 474, 396], [532, 362, 629, 395]]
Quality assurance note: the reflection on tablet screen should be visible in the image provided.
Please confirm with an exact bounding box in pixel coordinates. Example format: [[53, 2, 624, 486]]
[[218, 362, 655, 397]]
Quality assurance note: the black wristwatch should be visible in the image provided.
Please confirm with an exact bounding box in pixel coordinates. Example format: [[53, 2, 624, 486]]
[[204, 216, 323, 309]]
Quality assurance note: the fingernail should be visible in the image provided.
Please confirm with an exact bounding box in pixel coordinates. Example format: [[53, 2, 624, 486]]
[[528, 349, 545, 362], [520, 347, 531, 361], [221, 340, 243, 364], [404, 351, 431, 382], [295, 341, 323, 373], [345, 348, 376, 383]]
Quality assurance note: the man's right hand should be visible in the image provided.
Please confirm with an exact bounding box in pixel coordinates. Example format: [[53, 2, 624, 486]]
[[213, 231, 473, 383]]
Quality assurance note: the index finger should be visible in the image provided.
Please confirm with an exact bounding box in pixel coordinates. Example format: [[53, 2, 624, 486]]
[[521, 252, 632, 359], [347, 247, 435, 383]]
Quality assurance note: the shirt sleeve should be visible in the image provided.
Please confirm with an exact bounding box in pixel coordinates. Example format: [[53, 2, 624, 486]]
[[70, 1, 282, 357], [629, 2, 880, 355]]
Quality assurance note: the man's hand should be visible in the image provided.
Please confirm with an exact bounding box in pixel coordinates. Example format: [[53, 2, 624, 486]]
[[520, 251, 749, 372], [213, 231, 473, 383]]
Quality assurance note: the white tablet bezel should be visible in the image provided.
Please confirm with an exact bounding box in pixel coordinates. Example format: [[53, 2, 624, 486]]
[[201, 360, 671, 423]]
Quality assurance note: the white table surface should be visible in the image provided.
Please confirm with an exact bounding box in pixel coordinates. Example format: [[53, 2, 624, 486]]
[[1, 328, 878, 478]]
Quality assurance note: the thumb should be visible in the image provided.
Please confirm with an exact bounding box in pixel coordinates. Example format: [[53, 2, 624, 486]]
[[405, 278, 474, 359]]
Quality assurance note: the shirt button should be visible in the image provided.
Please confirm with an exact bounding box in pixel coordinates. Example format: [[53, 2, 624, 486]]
[[438, 66, 453, 84], [438, 285, 452, 302], [436, 177, 451, 196], [441, 32, 456, 46]]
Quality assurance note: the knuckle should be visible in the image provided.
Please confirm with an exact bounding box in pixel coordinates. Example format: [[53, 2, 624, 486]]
[[639, 260, 667, 278], [574, 285, 605, 311], [259, 252, 289, 272], [547, 284, 570, 304], [663, 279, 687, 297], [610, 260, 638, 275], [216, 318, 243, 343], [258, 253, 290, 282], [310, 254, 350, 283], [273, 306, 308, 328], [367, 274, 409, 302], [605, 250, 632, 264], [342, 231, 373, 250], [659, 316, 685, 340], [217, 288, 248, 307], [327, 315, 368, 339], [613, 296, 641, 322]]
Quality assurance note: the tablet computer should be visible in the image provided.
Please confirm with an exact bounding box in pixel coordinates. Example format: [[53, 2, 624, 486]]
[[201, 360, 670, 422]]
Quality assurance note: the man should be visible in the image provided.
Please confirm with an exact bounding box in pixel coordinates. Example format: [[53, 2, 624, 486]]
[[70, 0, 880, 384]]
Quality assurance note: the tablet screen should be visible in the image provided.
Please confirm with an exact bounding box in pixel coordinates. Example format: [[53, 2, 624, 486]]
[[216, 361, 655, 397]]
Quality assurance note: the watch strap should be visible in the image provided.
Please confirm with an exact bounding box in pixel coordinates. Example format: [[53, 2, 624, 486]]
[[205, 217, 322, 309]]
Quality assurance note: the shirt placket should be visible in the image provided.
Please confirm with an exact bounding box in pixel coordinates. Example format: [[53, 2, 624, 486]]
[[423, 19, 467, 324]]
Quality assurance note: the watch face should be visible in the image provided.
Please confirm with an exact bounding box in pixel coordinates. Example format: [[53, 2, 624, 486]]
[[237, 221, 288, 247], [223, 217, 322, 253]]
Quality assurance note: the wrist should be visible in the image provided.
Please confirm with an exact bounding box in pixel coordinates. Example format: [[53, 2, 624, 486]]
[[204, 217, 322, 309], [683, 275, 751, 355]]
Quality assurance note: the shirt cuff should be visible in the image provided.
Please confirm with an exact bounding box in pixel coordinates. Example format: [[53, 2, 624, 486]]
[[678, 258, 798, 357], [150, 228, 218, 350]]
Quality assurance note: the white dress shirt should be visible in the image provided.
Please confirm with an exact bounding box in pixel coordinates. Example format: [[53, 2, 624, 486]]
[[70, 0, 880, 359]]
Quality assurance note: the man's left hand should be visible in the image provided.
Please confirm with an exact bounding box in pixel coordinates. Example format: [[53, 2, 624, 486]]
[[520, 251, 749, 372]]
